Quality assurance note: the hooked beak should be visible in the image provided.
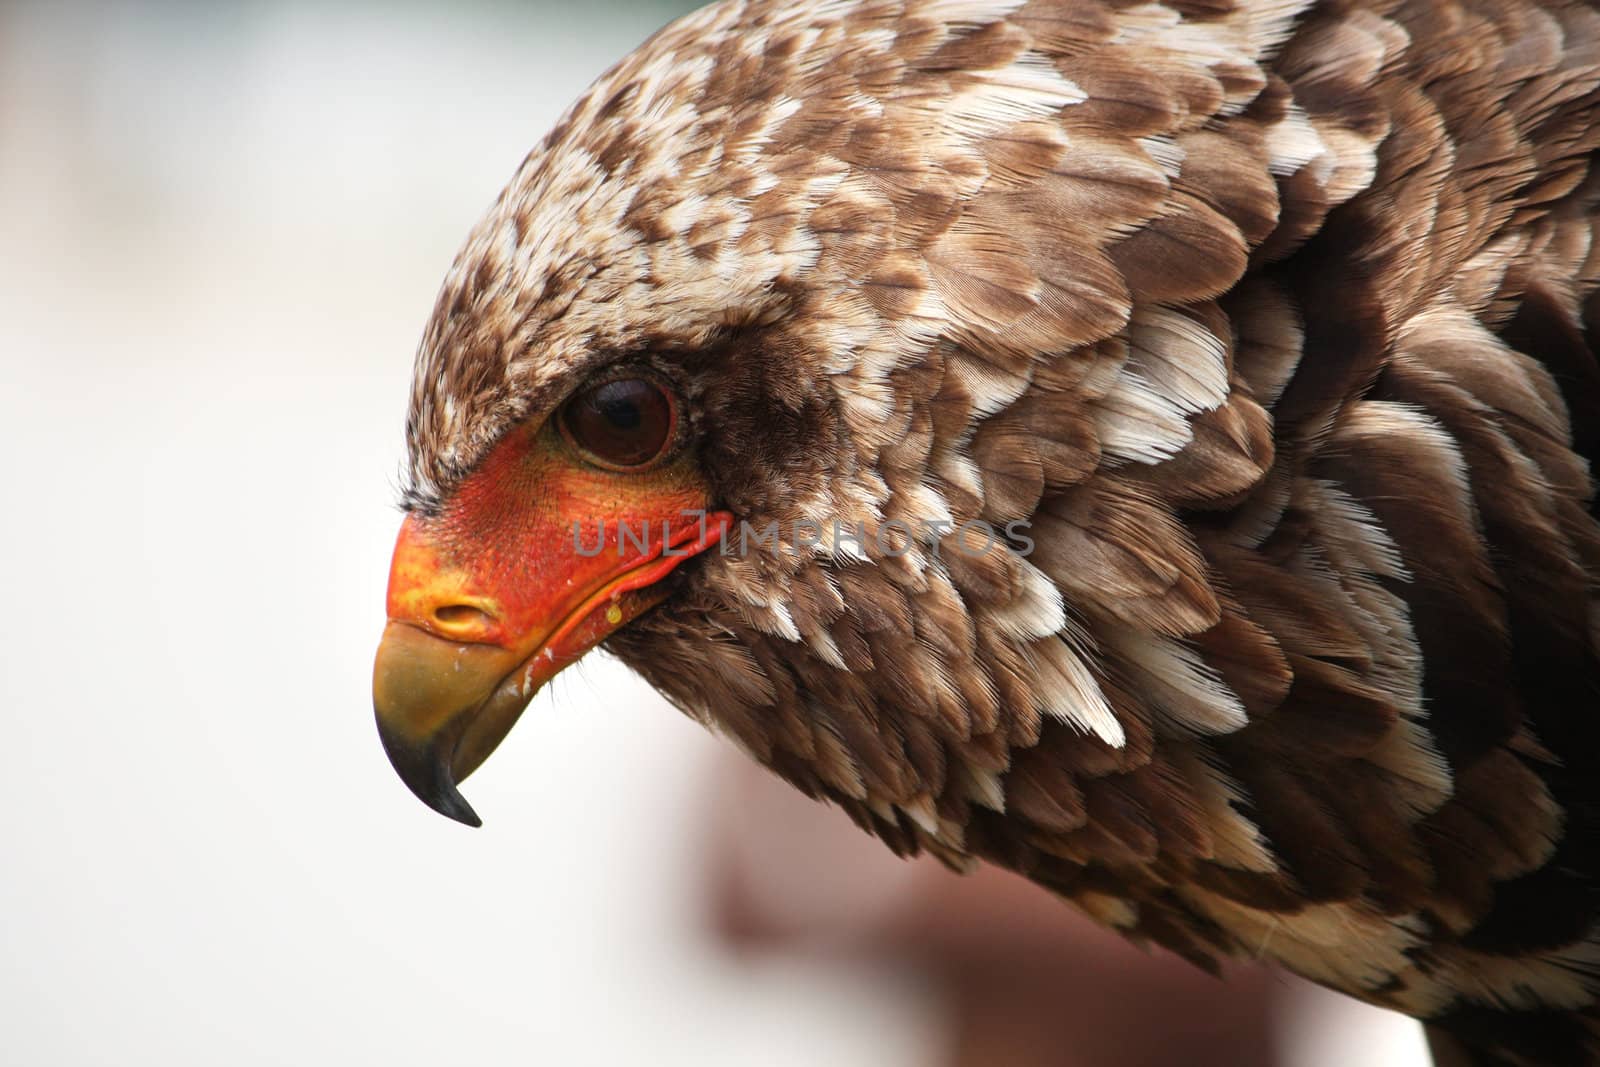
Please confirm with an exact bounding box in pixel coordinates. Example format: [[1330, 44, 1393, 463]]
[[372, 507, 729, 827], [372, 623, 527, 828]]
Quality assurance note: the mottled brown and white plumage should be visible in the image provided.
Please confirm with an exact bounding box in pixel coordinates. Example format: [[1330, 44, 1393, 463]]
[[398, 0, 1600, 1061]]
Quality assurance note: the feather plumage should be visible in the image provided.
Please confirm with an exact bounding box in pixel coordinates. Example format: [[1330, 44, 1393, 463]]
[[404, 0, 1600, 1061]]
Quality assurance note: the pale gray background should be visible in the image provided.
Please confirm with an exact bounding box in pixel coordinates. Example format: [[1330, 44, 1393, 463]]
[[0, 2, 1428, 1063]]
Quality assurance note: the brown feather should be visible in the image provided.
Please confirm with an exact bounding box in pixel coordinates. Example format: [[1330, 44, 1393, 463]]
[[407, 0, 1600, 1059]]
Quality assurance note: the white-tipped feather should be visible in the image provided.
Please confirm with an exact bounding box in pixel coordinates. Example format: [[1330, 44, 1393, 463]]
[[1025, 636, 1125, 748], [1104, 627, 1249, 737], [1092, 369, 1195, 464], [1125, 306, 1230, 415]]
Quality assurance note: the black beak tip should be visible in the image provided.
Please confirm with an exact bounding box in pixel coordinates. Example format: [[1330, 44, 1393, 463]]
[[376, 719, 484, 829], [422, 781, 484, 829]]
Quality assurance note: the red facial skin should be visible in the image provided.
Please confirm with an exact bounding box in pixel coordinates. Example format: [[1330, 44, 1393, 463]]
[[388, 419, 726, 650], [373, 416, 730, 825]]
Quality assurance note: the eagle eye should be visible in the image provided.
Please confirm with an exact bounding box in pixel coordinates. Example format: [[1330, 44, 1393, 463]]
[[558, 376, 677, 470]]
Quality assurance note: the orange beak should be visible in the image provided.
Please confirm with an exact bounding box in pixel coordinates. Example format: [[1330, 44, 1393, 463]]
[[372, 422, 729, 825]]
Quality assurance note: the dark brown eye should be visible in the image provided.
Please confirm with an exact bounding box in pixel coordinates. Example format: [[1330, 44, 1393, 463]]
[[558, 376, 677, 469]]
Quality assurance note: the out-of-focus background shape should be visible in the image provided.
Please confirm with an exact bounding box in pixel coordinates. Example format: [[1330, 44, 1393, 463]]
[[0, 3, 1432, 1064]]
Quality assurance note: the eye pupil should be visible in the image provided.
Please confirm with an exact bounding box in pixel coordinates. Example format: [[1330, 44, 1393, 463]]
[[560, 376, 676, 469], [600, 396, 640, 430]]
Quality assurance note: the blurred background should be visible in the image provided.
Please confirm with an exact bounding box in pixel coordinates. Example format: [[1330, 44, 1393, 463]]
[[0, 2, 1434, 1064]]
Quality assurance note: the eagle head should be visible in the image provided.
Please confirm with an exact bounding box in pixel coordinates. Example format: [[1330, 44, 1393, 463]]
[[372, 0, 1270, 842]]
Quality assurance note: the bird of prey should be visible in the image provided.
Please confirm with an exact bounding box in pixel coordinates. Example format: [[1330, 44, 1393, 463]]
[[370, 0, 1600, 1061]]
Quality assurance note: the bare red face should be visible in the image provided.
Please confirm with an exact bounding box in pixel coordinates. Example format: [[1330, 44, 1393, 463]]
[[372, 378, 730, 825]]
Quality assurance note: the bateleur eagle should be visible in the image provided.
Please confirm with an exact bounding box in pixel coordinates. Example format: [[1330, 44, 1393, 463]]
[[370, 0, 1600, 1062]]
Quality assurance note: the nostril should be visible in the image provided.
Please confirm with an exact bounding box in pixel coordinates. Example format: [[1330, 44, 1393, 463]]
[[432, 603, 496, 632]]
